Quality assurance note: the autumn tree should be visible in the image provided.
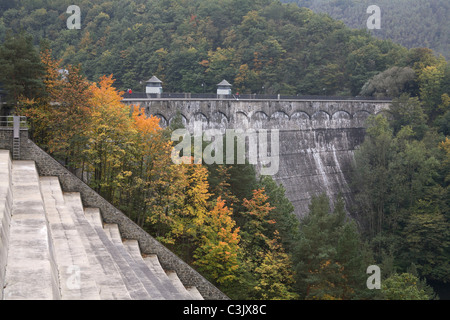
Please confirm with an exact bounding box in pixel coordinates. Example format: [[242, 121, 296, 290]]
[[82, 75, 135, 201], [19, 48, 61, 147], [253, 230, 298, 300], [164, 164, 212, 262], [236, 188, 297, 300], [135, 112, 191, 243], [259, 175, 300, 255], [193, 197, 241, 287], [240, 188, 275, 254], [19, 49, 92, 170]]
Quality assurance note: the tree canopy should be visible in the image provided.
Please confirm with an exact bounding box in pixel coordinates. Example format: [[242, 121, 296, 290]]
[[283, 0, 450, 60], [1, 0, 411, 96]]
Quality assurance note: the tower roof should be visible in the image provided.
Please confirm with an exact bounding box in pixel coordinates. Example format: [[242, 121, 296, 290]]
[[217, 79, 232, 87], [146, 76, 162, 83]]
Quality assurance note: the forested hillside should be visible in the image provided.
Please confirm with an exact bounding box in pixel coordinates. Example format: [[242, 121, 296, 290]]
[[0, 0, 412, 95], [283, 0, 450, 60]]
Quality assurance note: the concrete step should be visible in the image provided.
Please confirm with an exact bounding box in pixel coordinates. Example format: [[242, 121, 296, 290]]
[[123, 239, 142, 260], [186, 286, 204, 300], [84, 208, 103, 229], [63, 193, 132, 300], [103, 223, 122, 245], [39, 177, 100, 300], [81, 206, 187, 299], [95, 221, 175, 299], [0, 152, 210, 300], [143, 254, 171, 278], [0, 150, 13, 300], [165, 270, 196, 300], [95, 223, 184, 299], [66, 193, 170, 299], [123, 240, 193, 300], [142, 254, 204, 300], [3, 161, 59, 300], [84, 199, 197, 299]]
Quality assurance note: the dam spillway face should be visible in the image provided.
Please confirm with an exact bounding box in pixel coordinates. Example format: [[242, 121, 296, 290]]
[[126, 98, 391, 218], [0, 150, 204, 300]]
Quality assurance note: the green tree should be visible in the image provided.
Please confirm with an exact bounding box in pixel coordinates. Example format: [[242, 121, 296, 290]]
[[0, 31, 45, 107], [253, 231, 298, 300], [259, 175, 300, 255], [400, 199, 450, 282], [351, 104, 450, 289], [381, 273, 430, 300], [352, 115, 395, 237], [388, 94, 428, 139], [418, 57, 448, 121], [293, 194, 370, 300], [360, 67, 416, 98], [19, 49, 93, 170]]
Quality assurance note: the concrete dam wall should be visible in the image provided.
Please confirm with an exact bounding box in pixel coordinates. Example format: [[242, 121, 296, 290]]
[[123, 97, 391, 218]]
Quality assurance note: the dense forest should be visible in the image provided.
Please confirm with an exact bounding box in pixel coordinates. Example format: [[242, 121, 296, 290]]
[[0, 0, 449, 300], [282, 0, 450, 60], [0, 0, 414, 96]]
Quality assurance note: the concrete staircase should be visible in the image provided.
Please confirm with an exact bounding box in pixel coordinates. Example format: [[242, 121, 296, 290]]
[[0, 150, 203, 300]]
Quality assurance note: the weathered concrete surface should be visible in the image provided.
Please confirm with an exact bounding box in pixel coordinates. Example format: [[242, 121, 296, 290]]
[[0, 150, 13, 300], [4, 160, 60, 300], [0, 150, 209, 300], [123, 98, 391, 218], [0, 132, 228, 299]]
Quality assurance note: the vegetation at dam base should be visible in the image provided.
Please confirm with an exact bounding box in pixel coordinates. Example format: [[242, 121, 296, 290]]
[[0, 0, 449, 300]]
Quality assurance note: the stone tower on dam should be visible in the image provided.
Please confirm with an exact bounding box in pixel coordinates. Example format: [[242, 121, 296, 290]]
[[123, 95, 391, 218]]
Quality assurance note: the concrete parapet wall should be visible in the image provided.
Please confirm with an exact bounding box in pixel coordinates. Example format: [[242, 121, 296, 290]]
[[0, 150, 13, 300], [123, 98, 391, 131]]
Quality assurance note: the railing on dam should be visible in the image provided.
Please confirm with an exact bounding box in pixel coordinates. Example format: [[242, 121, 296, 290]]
[[122, 92, 392, 102]]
